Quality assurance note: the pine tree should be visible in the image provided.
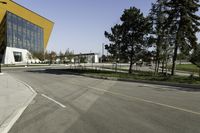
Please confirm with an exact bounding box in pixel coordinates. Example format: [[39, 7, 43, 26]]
[[105, 7, 151, 74], [104, 24, 123, 63], [190, 44, 200, 77], [149, 0, 168, 74], [120, 7, 151, 74], [165, 0, 200, 75]]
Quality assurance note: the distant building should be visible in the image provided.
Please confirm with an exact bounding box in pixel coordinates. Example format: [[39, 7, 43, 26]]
[[73, 53, 99, 63], [0, 0, 54, 64]]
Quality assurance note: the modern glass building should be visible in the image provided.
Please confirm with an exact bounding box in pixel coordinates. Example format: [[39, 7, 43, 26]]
[[6, 12, 44, 53], [0, 0, 53, 64]]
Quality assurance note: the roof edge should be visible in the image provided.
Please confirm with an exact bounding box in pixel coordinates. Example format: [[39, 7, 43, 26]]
[[11, 0, 54, 24]]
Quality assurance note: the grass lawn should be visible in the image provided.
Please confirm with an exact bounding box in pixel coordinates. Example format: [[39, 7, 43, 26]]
[[104, 64, 200, 74], [64, 69, 200, 85], [175, 64, 200, 73]]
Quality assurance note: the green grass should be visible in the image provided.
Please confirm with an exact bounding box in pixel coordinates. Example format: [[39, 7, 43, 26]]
[[175, 64, 200, 73], [64, 69, 200, 85]]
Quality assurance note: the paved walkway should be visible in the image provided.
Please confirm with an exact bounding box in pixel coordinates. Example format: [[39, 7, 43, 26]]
[[0, 73, 36, 133]]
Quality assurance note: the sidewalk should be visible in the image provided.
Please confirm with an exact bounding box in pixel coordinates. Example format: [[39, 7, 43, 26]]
[[0, 73, 36, 133]]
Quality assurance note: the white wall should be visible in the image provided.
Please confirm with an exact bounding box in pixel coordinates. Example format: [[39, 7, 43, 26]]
[[3, 47, 31, 64], [94, 55, 99, 63]]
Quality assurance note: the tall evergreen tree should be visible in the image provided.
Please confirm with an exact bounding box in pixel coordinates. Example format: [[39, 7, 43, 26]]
[[120, 7, 151, 74], [105, 7, 151, 74], [165, 0, 200, 75], [149, 0, 168, 74], [190, 44, 200, 77], [191, 46, 200, 67], [104, 24, 123, 63]]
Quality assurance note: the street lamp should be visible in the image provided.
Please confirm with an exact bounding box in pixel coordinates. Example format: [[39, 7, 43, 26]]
[[0, 1, 7, 74]]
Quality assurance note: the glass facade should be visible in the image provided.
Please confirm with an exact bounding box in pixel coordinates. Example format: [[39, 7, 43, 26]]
[[6, 12, 44, 53], [0, 15, 6, 57]]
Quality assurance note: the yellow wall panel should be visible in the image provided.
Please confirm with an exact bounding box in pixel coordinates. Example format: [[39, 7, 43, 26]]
[[0, 0, 54, 48]]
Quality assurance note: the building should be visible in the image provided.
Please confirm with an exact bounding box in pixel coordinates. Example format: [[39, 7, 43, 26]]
[[73, 53, 99, 63], [0, 0, 54, 64]]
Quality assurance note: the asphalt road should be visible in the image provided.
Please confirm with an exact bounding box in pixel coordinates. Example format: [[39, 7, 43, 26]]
[[4, 68, 200, 133]]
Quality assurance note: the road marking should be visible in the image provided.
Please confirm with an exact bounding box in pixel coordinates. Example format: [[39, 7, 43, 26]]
[[88, 86, 200, 116], [138, 85, 153, 88], [1, 107, 26, 133], [0, 78, 37, 133], [41, 94, 66, 108], [17, 80, 37, 94]]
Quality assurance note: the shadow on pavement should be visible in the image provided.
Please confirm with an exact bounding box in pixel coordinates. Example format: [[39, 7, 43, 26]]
[[26, 69, 200, 92], [26, 69, 73, 75]]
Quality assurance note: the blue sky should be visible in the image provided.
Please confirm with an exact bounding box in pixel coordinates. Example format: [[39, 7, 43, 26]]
[[14, 0, 155, 53]]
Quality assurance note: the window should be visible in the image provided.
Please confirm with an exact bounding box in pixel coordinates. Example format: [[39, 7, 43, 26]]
[[13, 52, 22, 62], [6, 12, 44, 53]]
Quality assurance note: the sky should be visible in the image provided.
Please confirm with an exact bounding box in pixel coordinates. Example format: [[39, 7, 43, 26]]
[[13, 0, 155, 54]]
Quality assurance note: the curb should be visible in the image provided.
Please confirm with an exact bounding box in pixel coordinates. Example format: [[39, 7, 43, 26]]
[[0, 76, 37, 133], [81, 74, 200, 91], [44, 69, 200, 91]]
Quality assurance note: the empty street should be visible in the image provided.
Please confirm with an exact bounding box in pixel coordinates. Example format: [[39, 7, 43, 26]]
[[3, 67, 200, 133]]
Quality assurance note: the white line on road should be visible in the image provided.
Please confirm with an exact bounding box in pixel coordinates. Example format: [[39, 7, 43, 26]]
[[0, 78, 37, 133], [17, 80, 37, 94], [88, 86, 200, 116], [41, 94, 66, 108], [1, 107, 26, 133]]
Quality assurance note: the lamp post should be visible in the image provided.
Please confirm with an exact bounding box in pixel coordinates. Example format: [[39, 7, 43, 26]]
[[0, 1, 7, 74]]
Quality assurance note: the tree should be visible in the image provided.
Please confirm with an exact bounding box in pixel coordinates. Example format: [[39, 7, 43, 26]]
[[104, 24, 123, 63], [44, 51, 51, 63], [65, 49, 74, 63], [32, 52, 44, 61], [165, 0, 200, 75], [190, 44, 200, 77], [149, 0, 169, 74], [59, 51, 65, 64], [120, 7, 151, 74], [177, 52, 188, 64], [105, 7, 151, 74], [50, 51, 57, 64]]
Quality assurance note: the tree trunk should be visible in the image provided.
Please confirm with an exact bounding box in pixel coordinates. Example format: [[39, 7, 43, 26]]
[[155, 37, 161, 75], [115, 63, 117, 73], [129, 52, 133, 74], [157, 61, 160, 73], [129, 59, 133, 74], [155, 60, 160, 74], [171, 44, 178, 75], [155, 56, 160, 75], [162, 60, 164, 74], [165, 55, 169, 75], [129, 45, 134, 74], [165, 60, 168, 75], [155, 60, 158, 74]]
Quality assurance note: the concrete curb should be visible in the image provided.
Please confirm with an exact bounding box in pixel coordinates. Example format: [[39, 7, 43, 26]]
[[0, 77, 37, 133], [81, 74, 200, 91], [43, 69, 200, 91]]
